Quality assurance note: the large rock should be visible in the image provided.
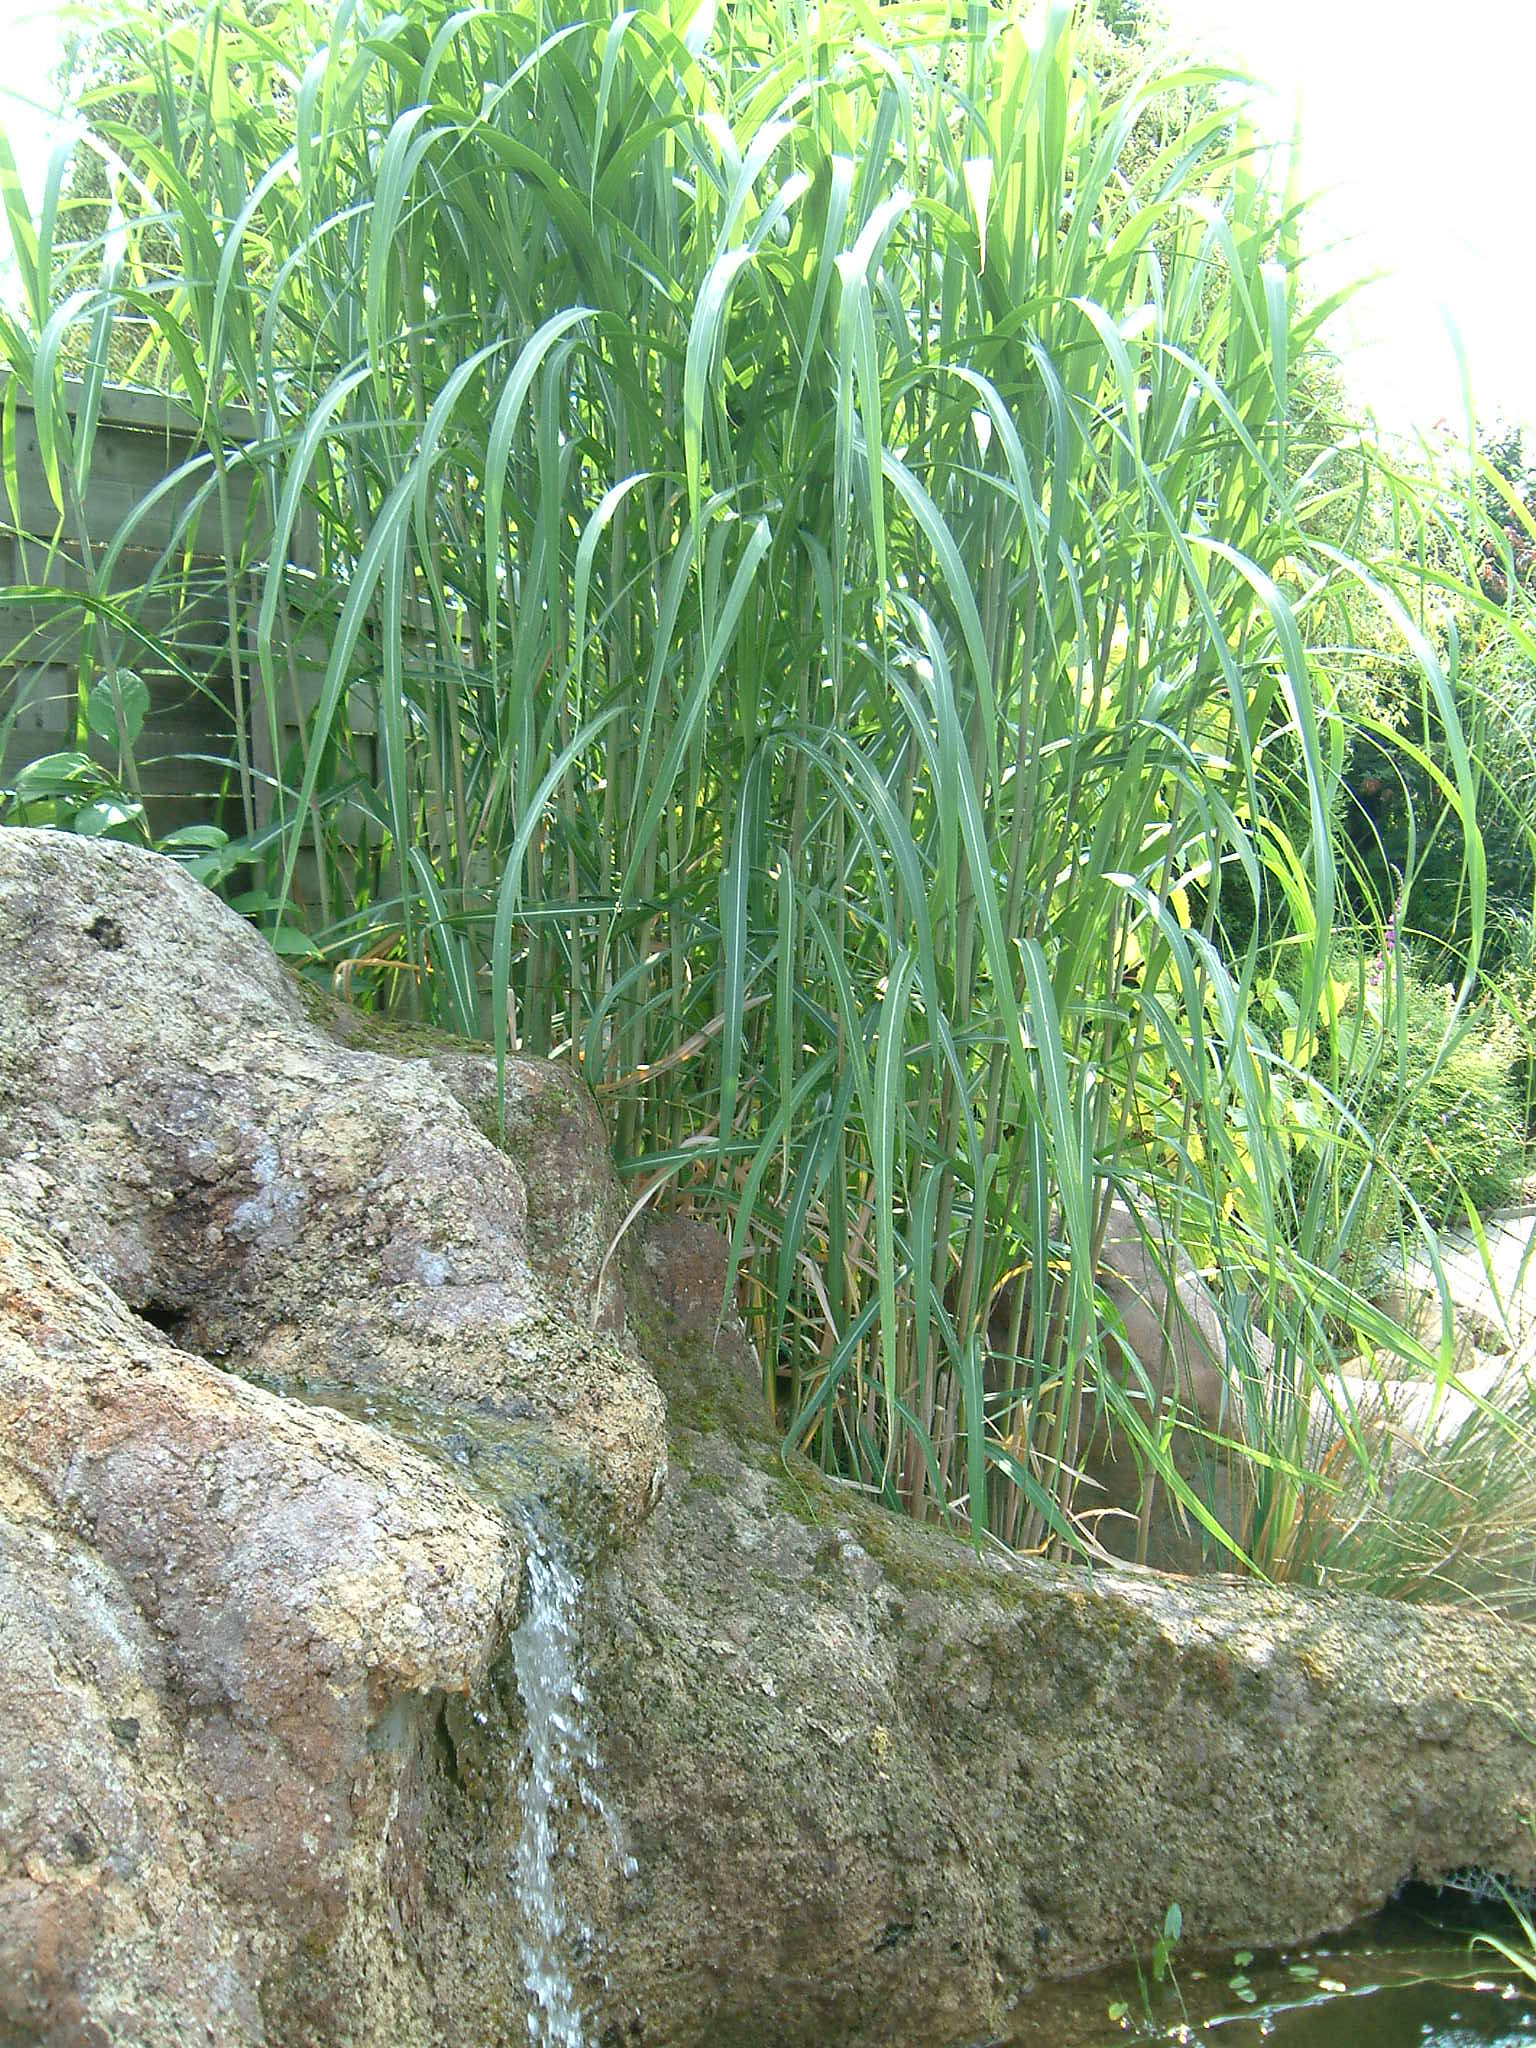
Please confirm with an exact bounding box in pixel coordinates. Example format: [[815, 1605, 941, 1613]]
[[980, 1193, 1277, 1569], [2, 829, 1535, 2048], [0, 1195, 526, 2047], [1067, 1194, 1271, 1565], [575, 1225, 1536, 2045], [1376, 1212, 1536, 1368], [0, 828, 665, 1534]]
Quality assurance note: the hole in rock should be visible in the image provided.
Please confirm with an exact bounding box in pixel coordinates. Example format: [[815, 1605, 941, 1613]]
[[136, 1298, 189, 1344]]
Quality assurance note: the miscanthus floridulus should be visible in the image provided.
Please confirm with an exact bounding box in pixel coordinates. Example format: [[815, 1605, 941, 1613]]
[[0, 0, 1505, 1573]]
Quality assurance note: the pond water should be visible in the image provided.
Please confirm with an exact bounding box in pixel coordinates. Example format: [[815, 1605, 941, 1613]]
[[998, 1890, 1536, 2048]]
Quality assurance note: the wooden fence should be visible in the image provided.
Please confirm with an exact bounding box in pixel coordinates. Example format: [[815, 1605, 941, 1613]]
[[0, 380, 375, 860]]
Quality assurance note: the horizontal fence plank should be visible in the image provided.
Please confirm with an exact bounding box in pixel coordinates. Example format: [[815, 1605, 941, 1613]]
[[3, 409, 263, 558], [0, 374, 259, 442]]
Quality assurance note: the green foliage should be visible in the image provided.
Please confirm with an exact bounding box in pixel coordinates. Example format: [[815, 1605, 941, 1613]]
[[0, 655, 234, 866], [1368, 973, 1527, 1228], [1313, 950, 1530, 1251], [0, 734, 235, 877], [1471, 1832, 1536, 1989], [0, 0, 1502, 1569], [0, 745, 147, 840], [1151, 1902, 1182, 1985], [1332, 418, 1536, 983]]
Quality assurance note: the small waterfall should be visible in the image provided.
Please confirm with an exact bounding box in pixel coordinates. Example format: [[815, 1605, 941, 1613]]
[[510, 1526, 631, 2048]]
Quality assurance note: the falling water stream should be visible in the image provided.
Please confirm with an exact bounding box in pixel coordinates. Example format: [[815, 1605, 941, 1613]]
[[279, 1383, 627, 2046], [510, 1524, 632, 2048]]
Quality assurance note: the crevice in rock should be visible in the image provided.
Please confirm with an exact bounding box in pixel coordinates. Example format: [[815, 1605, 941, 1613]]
[[135, 1296, 190, 1345], [435, 1699, 461, 1784]]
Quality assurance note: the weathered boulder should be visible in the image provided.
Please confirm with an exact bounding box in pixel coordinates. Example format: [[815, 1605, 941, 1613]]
[[978, 1193, 1278, 1569], [1375, 1213, 1536, 1369], [1063, 1194, 1270, 1566], [1377, 1277, 1509, 1370], [0, 1195, 526, 2047], [1095, 1194, 1256, 1427], [1314, 1352, 1523, 1464], [2, 829, 1536, 2048], [571, 1225, 1536, 2046], [0, 828, 665, 1533]]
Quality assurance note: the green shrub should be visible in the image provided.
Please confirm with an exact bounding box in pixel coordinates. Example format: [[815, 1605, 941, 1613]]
[[1257, 933, 1527, 1260], [1353, 966, 1529, 1235]]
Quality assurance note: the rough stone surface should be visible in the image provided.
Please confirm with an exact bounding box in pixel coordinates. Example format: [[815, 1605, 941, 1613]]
[[1379, 1210, 1536, 1365], [0, 1196, 524, 2048], [576, 1227, 1536, 2047], [0, 829, 665, 1533], [1069, 1195, 1265, 1566], [981, 1194, 1277, 1569], [3, 830, 1536, 2048]]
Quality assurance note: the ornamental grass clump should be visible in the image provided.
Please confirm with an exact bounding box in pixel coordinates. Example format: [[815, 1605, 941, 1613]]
[[0, 0, 1510, 1567], [1291, 1354, 1536, 1621]]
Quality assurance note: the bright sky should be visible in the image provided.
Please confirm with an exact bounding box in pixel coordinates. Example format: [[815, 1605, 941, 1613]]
[[1163, 0, 1536, 439], [0, 5, 70, 208], [0, 0, 1530, 438]]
